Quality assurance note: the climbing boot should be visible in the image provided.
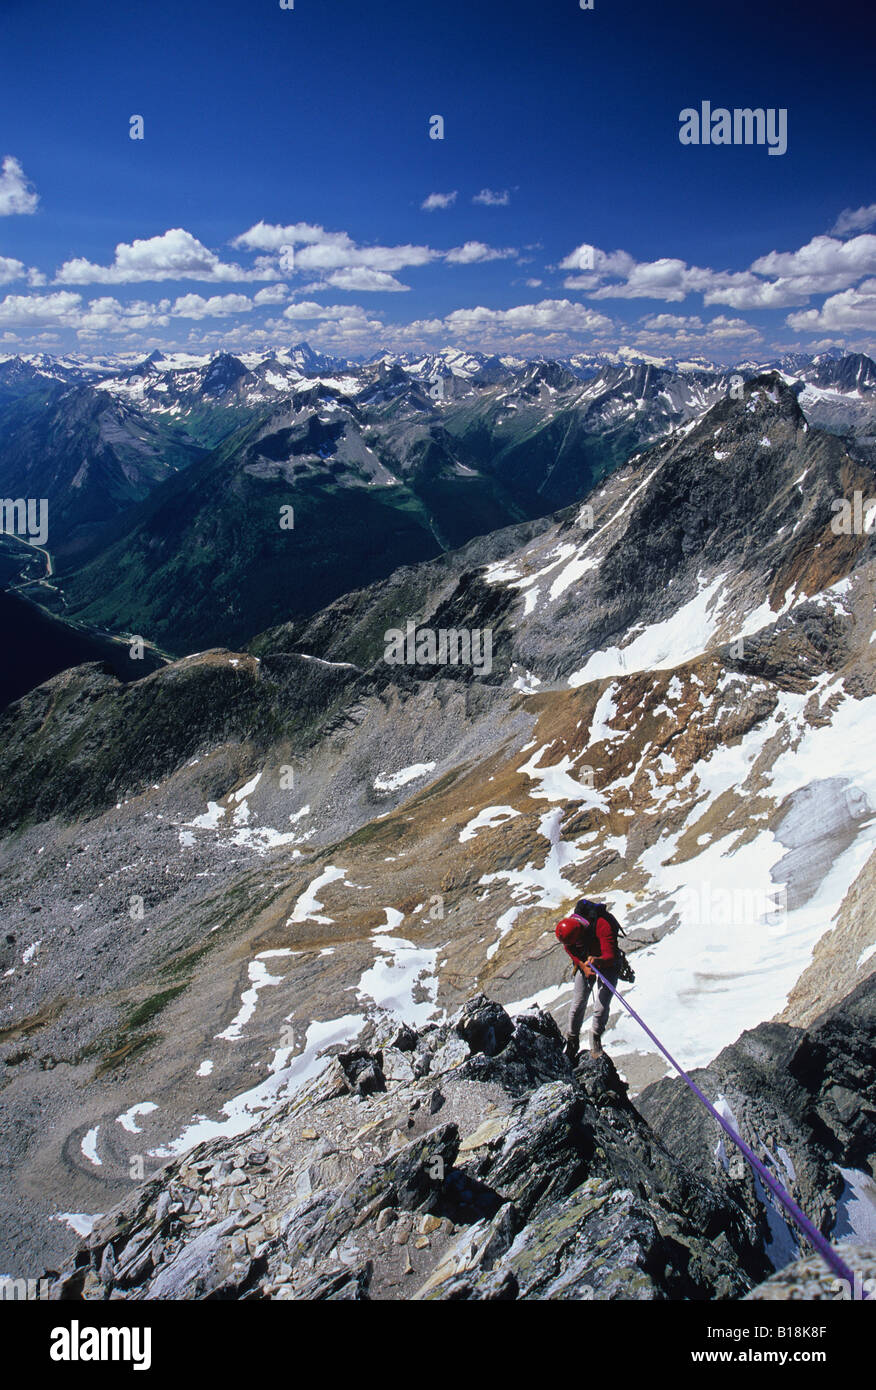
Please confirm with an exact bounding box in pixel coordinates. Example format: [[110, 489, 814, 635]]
[[589, 1033, 605, 1060], [563, 1033, 580, 1064]]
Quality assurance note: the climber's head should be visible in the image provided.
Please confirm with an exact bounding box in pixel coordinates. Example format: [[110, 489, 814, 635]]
[[555, 917, 581, 944]]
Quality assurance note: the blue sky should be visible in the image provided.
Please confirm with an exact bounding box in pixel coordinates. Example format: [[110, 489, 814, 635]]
[[1, 0, 874, 362]]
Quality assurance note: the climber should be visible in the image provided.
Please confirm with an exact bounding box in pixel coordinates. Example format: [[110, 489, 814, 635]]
[[555, 898, 620, 1062]]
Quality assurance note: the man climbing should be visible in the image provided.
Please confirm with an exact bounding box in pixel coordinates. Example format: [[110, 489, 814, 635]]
[[555, 898, 620, 1062]]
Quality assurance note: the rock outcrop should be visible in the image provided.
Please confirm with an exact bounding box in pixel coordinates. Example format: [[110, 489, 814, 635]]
[[746, 1242, 876, 1300], [44, 996, 770, 1301], [638, 975, 876, 1265]]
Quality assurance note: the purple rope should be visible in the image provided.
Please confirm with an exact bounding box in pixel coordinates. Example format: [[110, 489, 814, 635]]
[[589, 963, 867, 1299]]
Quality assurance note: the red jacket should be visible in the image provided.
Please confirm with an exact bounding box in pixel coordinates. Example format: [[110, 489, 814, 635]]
[[556, 914, 617, 971]]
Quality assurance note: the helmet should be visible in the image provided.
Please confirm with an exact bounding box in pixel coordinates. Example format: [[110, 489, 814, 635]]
[[555, 917, 582, 942]]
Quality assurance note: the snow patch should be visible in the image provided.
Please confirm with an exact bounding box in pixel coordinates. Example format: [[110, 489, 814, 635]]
[[116, 1102, 158, 1134], [373, 762, 436, 792], [460, 806, 520, 843]]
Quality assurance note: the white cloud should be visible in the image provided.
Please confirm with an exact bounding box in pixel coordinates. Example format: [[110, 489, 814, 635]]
[[750, 234, 876, 293], [275, 299, 385, 350], [786, 280, 876, 333], [322, 267, 410, 292], [0, 256, 27, 285], [0, 292, 178, 338], [233, 220, 515, 289], [560, 232, 876, 311], [635, 312, 761, 348], [234, 221, 436, 275], [699, 272, 812, 309], [0, 291, 82, 325], [560, 245, 636, 277], [232, 221, 330, 251], [830, 204, 876, 238], [638, 313, 703, 331], [253, 284, 289, 306], [0, 156, 38, 216], [580, 257, 770, 305], [55, 228, 269, 285], [13, 209, 876, 358], [171, 293, 253, 319], [444, 241, 515, 265], [588, 256, 703, 301], [473, 189, 510, 206], [75, 297, 171, 336], [421, 191, 457, 211], [443, 298, 612, 336], [298, 240, 432, 274], [281, 300, 381, 326]]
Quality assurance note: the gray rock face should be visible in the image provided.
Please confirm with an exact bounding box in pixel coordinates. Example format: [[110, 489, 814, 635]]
[[45, 997, 773, 1301], [637, 975, 876, 1268], [148, 1216, 245, 1300], [454, 995, 515, 1057]]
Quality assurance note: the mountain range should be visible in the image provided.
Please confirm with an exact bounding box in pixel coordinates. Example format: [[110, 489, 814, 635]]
[[2, 345, 875, 669], [1, 368, 875, 1295]]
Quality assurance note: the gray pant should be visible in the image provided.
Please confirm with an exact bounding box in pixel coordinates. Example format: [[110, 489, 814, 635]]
[[569, 967, 617, 1041]]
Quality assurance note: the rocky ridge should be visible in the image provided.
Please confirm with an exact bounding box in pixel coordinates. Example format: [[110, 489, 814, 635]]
[[44, 980, 876, 1301], [43, 995, 769, 1301]]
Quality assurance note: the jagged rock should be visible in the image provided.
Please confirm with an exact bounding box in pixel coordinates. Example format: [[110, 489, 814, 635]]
[[574, 1051, 630, 1107], [49, 1267, 89, 1301], [338, 1048, 385, 1096], [154, 1190, 172, 1222], [429, 1033, 470, 1074], [414, 1201, 521, 1299], [484, 1185, 684, 1300], [42, 983, 874, 1301], [146, 1216, 245, 1300], [382, 1048, 416, 1084], [453, 996, 514, 1057], [290, 1262, 373, 1300], [113, 1242, 157, 1291], [389, 1024, 418, 1053], [98, 1244, 116, 1286], [294, 1059, 351, 1107], [638, 976, 876, 1257], [458, 1114, 511, 1154], [475, 1081, 591, 1218], [458, 1011, 575, 1093]]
